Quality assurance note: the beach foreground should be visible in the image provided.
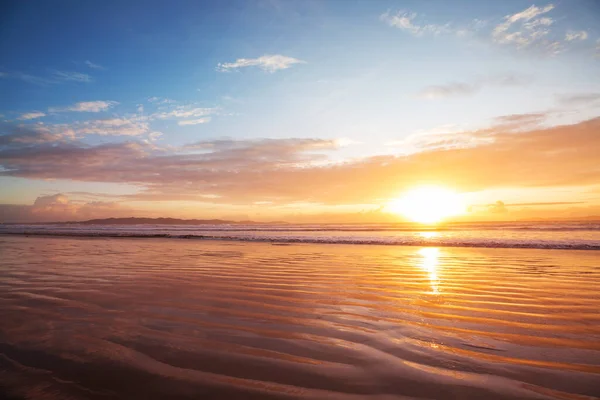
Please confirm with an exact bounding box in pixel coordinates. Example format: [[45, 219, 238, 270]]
[[0, 236, 599, 399]]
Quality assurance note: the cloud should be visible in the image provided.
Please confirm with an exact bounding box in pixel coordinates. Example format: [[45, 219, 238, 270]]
[[557, 93, 600, 105], [387, 124, 494, 153], [178, 118, 211, 126], [217, 55, 306, 73], [492, 112, 548, 129], [382, 4, 594, 56], [17, 112, 46, 120], [0, 124, 67, 145], [51, 70, 92, 83], [0, 71, 55, 86], [488, 200, 507, 214], [0, 193, 130, 223], [84, 60, 105, 69], [33, 193, 69, 207], [492, 4, 555, 48], [1, 70, 93, 85], [417, 82, 478, 99], [75, 118, 150, 136], [380, 11, 451, 36], [152, 107, 217, 120], [148, 97, 175, 104], [2, 118, 600, 206], [565, 30, 588, 41], [49, 101, 118, 113], [417, 73, 531, 99]]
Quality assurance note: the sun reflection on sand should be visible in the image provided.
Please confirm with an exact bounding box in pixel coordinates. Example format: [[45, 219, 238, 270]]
[[418, 247, 440, 294]]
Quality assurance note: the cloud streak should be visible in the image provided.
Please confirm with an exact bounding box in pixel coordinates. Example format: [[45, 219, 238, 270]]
[[380, 11, 451, 36], [17, 112, 46, 120], [382, 3, 594, 56], [50, 70, 93, 83], [49, 101, 118, 113], [565, 30, 588, 41], [2, 118, 599, 206], [417, 74, 531, 99], [217, 55, 306, 72], [84, 60, 105, 69]]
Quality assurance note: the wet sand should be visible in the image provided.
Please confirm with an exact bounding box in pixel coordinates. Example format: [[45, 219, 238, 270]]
[[0, 236, 599, 399]]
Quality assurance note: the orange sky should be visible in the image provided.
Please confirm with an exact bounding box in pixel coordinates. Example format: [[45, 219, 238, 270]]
[[1, 117, 599, 223]]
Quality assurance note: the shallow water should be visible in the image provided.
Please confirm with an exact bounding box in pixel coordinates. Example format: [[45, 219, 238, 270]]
[[2, 221, 600, 249], [0, 236, 599, 399]]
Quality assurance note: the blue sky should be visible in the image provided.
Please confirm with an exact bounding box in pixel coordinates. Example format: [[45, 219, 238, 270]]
[[1, 0, 600, 222]]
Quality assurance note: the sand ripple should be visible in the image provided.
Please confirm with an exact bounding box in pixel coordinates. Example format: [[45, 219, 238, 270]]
[[0, 236, 599, 399]]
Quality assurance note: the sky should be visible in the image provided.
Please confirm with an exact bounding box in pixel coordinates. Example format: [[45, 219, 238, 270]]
[[1, 0, 600, 223]]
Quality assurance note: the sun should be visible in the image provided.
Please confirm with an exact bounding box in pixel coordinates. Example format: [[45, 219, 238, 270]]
[[387, 186, 466, 224]]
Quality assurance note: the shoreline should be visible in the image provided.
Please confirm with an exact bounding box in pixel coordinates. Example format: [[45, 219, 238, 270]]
[[1, 231, 599, 251]]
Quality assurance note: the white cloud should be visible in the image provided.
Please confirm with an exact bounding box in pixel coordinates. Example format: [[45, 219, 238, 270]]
[[84, 60, 105, 69], [492, 4, 555, 49], [49, 101, 118, 113], [76, 118, 149, 136], [386, 124, 492, 153], [152, 107, 218, 120], [417, 73, 530, 100], [217, 55, 306, 73], [33, 118, 150, 138], [380, 11, 450, 36], [148, 97, 175, 104], [17, 112, 46, 120], [51, 70, 92, 82], [565, 30, 588, 41], [382, 4, 592, 56], [178, 118, 212, 126]]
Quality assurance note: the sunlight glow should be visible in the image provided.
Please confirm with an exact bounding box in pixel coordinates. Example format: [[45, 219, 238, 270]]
[[387, 186, 466, 224]]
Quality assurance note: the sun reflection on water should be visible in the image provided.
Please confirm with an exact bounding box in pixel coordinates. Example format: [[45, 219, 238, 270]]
[[418, 247, 440, 294]]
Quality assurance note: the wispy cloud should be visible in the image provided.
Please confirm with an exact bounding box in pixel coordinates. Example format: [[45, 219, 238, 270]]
[[17, 112, 46, 121], [492, 4, 555, 48], [565, 30, 588, 42], [49, 101, 118, 113], [148, 97, 175, 104], [557, 92, 600, 105], [417, 74, 531, 100], [178, 118, 212, 126], [380, 11, 451, 36], [51, 70, 92, 83], [417, 82, 478, 99], [74, 118, 150, 136], [0, 71, 55, 86], [217, 55, 306, 73], [152, 106, 219, 120], [84, 60, 105, 69], [382, 3, 592, 56], [3, 118, 599, 205]]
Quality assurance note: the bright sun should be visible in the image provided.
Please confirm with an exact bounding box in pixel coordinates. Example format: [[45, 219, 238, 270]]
[[387, 186, 466, 224]]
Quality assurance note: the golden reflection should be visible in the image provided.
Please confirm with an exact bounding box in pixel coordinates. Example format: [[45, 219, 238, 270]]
[[418, 247, 440, 294], [419, 231, 438, 239]]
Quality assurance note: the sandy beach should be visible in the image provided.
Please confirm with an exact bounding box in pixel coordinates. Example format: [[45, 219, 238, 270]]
[[1, 235, 599, 399]]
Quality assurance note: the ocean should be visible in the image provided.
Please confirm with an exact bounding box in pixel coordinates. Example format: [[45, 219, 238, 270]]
[[0, 223, 599, 399], [1, 221, 600, 249]]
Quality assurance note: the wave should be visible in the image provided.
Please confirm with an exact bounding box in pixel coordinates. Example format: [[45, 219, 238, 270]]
[[2, 229, 599, 250]]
